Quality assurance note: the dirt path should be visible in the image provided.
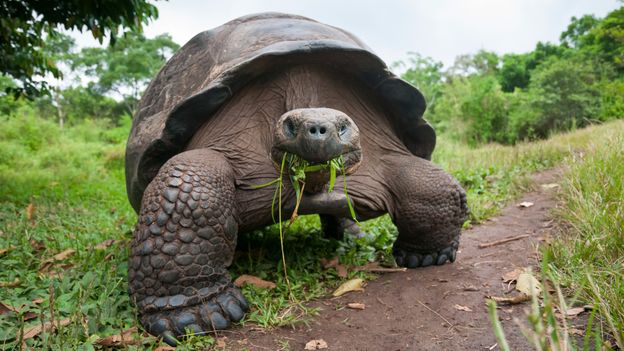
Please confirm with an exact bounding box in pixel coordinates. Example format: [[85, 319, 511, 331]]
[[226, 169, 561, 351]]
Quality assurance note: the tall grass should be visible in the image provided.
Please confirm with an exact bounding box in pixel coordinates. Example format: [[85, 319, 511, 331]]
[[542, 129, 624, 348], [435, 121, 624, 223]]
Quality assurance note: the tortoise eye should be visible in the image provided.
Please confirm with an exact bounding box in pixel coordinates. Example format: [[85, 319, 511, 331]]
[[339, 124, 348, 136]]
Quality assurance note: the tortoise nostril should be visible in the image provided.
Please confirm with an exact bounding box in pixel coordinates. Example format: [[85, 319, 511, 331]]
[[309, 127, 317, 135], [319, 127, 326, 134], [339, 125, 347, 135]]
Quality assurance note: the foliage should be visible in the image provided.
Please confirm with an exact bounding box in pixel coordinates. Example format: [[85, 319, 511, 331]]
[[560, 14, 600, 49], [394, 53, 444, 117], [71, 32, 179, 114], [508, 57, 602, 141], [448, 49, 500, 77], [0, 0, 159, 97]]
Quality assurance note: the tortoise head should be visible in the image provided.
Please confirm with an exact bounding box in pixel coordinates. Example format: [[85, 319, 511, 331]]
[[271, 108, 362, 191]]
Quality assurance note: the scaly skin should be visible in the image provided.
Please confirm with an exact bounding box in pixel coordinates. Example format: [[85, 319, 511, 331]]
[[128, 149, 248, 345], [384, 155, 468, 268]]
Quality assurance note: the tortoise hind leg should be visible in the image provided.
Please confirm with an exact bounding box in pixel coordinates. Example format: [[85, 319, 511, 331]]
[[320, 215, 365, 240], [384, 155, 468, 268], [128, 149, 248, 345]]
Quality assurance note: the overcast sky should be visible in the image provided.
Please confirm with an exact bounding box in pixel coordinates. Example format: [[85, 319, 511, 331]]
[[74, 0, 620, 68]]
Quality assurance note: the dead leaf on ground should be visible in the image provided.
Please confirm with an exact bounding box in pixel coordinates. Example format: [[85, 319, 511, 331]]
[[462, 284, 480, 291], [0, 302, 17, 315], [21, 318, 71, 340], [518, 201, 534, 208], [304, 339, 328, 350], [216, 337, 227, 348], [347, 302, 366, 310], [321, 257, 348, 278], [565, 307, 586, 317], [569, 328, 585, 336], [26, 203, 35, 221], [516, 272, 542, 296], [52, 249, 76, 261], [94, 239, 117, 250], [0, 278, 21, 288], [332, 278, 364, 297], [320, 257, 339, 268], [453, 304, 473, 312], [0, 246, 16, 255], [502, 267, 526, 283], [233, 274, 276, 289], [541, 183, 560, 190], [154, 346, 176, 351], [487, 294, 531, 305], [95, 327, 140, 346], [30, 239, 45, 251]]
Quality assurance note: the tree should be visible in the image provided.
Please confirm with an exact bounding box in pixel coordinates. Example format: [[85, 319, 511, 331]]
[[587, 7, 624, 72], [521, 57, 601, 138], [0, 0, 159, 97], [447, 50, 500, 77], [498, 42, 566, 92], [560, 14, 600, 48], [72, 32, 179, 114], [395, 53, 444, 117]]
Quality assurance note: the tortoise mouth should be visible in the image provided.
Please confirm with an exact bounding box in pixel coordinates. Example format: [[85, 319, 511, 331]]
[[270, 148, 362, 193]]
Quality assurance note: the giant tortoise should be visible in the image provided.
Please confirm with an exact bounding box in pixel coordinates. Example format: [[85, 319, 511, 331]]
[[125, 12, 468, 343]]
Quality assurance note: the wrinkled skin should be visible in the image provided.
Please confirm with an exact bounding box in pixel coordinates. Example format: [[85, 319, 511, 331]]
[[128, 64, 468, 344]]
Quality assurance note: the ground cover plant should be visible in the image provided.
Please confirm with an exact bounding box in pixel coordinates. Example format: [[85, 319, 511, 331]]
[[1, 109, 621, 349]]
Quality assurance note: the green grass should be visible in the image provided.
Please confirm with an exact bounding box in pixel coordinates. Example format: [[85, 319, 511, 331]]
[[541, 129, 624, 349], [0, 113, 622, 350]]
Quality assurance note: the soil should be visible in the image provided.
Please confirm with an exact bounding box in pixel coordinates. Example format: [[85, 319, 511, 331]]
[[224, 169, 564, 351]]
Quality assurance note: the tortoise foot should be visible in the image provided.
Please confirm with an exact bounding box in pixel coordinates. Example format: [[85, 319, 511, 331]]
[[393, 237, 459, 268], [141, 285, 248, 346]]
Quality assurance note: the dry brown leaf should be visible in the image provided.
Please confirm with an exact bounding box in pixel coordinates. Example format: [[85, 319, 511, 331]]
[[541, 183, 560, 190], [332, 278, 364, 297], [154, 346, 176, 351], [518, 201, 534, 208], [52, 249, 76, 261], [487, 294, 530, 305], [233, 274, 276, 289], [94, 239, 116, 250], [0, 278, 21, 288], [22, 318, 71, 340], [453, 304, 473, 312], [569, 328, 585, 336], [216, 337, 227, 348], [320, 257, 339, 269], [0, 301, 17, 315], [0, 246, 16, 255], [30, 239, 45, 251], [32, 298, 44, 304], [516, 272, 542, 296], [26, 203, 35, 221], [347, 302, 366, 310], [23, 311, 38, 321], [335, 264, 348, 278], [304, 339, 328, 350], [502, 268, 526, 283], [95, 327, 140, 346], [565, 307, 586, 317]]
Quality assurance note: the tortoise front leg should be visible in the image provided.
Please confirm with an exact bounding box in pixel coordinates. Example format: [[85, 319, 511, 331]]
[[384, 155, 468, 268], [128, 149, 248, 345]]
